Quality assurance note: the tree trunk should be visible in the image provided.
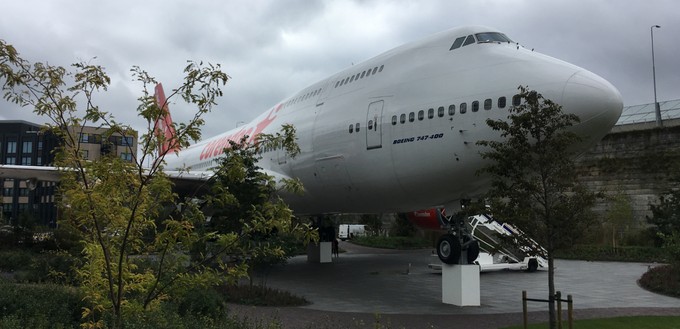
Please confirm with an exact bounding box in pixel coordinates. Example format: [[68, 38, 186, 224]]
[[548, 252, 556, 329]]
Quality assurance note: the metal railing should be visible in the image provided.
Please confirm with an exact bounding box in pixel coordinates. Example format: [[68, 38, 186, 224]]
[[522, 290, 573, 329]]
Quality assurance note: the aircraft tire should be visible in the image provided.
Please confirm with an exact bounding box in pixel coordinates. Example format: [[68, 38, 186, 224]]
[[436, 234, 461, 265], [527, 258, 539, 272], [466, 239, 480, 264]]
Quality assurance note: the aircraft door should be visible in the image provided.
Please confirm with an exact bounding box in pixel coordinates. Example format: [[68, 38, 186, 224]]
[[366, 100, 384, 150]]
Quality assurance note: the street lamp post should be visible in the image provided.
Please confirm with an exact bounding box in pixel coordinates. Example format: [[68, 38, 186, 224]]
[[651, 25, 662, 127]]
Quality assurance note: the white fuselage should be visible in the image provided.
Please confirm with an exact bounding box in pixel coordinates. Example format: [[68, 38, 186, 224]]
[[164, 26, 623, 215]]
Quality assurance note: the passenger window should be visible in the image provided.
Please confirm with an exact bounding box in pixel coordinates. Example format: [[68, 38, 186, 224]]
[[409, 112, 415, 122], [450, 36, 466, 50], [335, 81, 340, 88], [400, 113, 406, 124], [379, 65, 384, 72], [356, 122, 360, 132], [418, 110, 424, 121], [372, 67, 378, 75], [368, 120, 374, 130], [361, 71, 366, 78], [438, 106, 445, 117], [350, 75, 355, 83], [462, 35, 476, 47], [349, 124, 354, 134], [484, 98, 492, 110], [498, 96, 506, 109], [512, 94, 522, 106], [472, 101, 479, 112], [391, 115, 397, 125], [428, 108, 434, 119], [460, 103, 467, 114], [448, 104, 455, 115]]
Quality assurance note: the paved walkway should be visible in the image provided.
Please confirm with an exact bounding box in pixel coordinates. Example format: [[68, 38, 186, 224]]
[[227, 242, 680, 328]]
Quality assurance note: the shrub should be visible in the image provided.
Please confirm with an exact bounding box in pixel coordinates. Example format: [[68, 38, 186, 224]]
[[0, 280, 83, 327], [555, 244, 670, 263], [639, 264, 680, 297], [218, 284, 309, 307]]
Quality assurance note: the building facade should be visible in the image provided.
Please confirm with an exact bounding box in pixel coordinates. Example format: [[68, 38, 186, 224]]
[[0, 121, 137, 227]]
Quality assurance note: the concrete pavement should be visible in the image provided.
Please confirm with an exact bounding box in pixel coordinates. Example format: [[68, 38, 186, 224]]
[[228, 241, 680, 328]]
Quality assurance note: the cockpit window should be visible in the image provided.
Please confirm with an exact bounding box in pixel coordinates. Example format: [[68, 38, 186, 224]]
[[475, 32, 513, 44], [462, 35, 476, 47], [449, 36, 466, 50]]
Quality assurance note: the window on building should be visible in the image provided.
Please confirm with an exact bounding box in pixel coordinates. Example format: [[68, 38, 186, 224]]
[[81, 150, 89, 159], [19, 188, 29, 196], [2, 204, 11, 212], [79, 133, 89, 143], [36, 157, 42, 166], [37, 141, 43, 150], [22, 141, 33, 153], [6, 141, 17, 154], [5, 157, 16, 165], [3, 188, 12, 196], [120, 152, 133, 162], [123, 137, 133, 147], [21, 156, 31, 165]]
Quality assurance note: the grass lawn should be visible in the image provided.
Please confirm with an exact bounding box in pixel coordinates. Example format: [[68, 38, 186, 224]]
[[500, 316, 680, 329]]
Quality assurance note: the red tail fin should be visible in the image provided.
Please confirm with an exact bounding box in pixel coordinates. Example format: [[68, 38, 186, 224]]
[[154, 83, 180, 154]]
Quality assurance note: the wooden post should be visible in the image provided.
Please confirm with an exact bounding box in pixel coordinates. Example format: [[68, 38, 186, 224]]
[[567, 294, 573, 329], [556, 291, 562, 329], [522, 290, 528, 329]]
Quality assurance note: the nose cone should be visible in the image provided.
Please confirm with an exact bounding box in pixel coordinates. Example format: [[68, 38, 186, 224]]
[[560, 70, 623, 149]]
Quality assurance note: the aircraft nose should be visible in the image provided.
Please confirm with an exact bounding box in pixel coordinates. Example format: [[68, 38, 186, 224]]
[[560, 70, 623, 147]]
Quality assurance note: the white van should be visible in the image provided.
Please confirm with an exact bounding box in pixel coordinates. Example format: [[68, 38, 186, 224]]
[[338, 224, 366, 241]]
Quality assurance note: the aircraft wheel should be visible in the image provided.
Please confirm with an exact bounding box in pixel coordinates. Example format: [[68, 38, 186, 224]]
[[527, 258, 539, 272], [466, 239, 480, 264], [436, 234, 461, 264]]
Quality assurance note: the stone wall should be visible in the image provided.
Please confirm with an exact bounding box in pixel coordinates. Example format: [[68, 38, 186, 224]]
[[577, 119, 680, 223]]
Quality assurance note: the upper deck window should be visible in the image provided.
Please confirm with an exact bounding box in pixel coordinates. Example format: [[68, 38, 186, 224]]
[[475, 32, 513, 44]]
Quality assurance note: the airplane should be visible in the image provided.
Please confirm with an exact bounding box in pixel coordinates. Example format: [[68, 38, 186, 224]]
[[0, 25, 623, 265]]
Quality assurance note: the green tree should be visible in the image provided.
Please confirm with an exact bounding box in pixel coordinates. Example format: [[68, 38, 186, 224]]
[[478, 86, 597, 329], [1, 40, 315, 327], [199, 134, 316, 288], [360, 214, 383, 236], [605, 192, 634, 250], [648, 186, 680, 262]]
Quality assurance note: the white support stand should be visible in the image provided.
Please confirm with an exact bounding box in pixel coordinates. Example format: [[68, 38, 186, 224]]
[[307, 242, 333, 263], [442, 264, 480, 306]]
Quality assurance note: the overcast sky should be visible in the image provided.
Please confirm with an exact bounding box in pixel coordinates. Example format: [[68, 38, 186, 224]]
[[1, 0, 678, 140]]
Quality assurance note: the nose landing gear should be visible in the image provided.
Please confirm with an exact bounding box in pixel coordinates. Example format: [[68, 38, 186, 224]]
[[435, 207, 480, 265]]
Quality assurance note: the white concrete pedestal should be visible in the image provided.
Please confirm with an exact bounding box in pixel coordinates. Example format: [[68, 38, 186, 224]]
[[307, 241, 332, 263], [442, 264, 480, 306]]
